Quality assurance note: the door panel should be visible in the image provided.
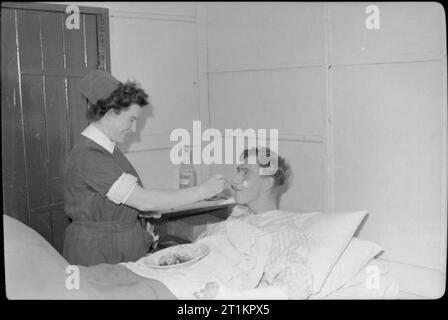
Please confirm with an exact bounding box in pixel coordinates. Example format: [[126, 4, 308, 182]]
[[16, 10, 42, 69], [63, 14, 87, 69], [21, 74, 50, 210], [1, 3, 110, 254], [67, 77, 89, 146], [41, 12, 65, 69], [85, 14, 99, 69], [1, 8, 29, 225], [45, 76, 69, 185]]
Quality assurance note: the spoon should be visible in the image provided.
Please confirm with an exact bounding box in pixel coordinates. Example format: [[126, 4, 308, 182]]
[[223, 178, 237, 190]]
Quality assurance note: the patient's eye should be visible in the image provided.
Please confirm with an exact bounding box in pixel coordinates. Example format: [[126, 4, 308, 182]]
[[237, 167, 249, 176]]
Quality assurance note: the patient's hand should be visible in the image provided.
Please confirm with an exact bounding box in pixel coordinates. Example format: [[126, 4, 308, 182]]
[[194, 282, 220, 299]]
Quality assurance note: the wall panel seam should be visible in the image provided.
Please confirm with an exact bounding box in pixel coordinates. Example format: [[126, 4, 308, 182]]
[[109, 11, 196, 23], [323, 3, 334, 213], [208, 62, 322, 74]]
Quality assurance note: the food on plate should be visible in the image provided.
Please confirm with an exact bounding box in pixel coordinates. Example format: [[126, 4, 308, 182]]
[[176, 246, 197, 260], [158, 246, 200, 266], [158, 253, 179, 266], [158, 253, 191, 266]]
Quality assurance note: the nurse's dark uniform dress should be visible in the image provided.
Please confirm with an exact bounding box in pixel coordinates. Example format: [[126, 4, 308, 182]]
[[63, 125, 152, 266], [63, 70, 152, 266]]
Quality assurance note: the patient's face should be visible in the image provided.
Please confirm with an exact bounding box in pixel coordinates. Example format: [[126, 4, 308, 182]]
[[232, 162, 265, 205]]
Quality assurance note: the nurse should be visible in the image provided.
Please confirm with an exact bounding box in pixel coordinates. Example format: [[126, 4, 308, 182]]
[[63, 70, 226, 266]]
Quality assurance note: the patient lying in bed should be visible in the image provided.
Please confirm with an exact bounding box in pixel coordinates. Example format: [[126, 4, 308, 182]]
[[124, 147, 392, 299], [197, 206, 313, 299], [195, 147, 313, 299]]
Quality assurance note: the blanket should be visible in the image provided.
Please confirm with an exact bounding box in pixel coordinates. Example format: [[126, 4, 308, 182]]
[[126, 219, 287, 299], [207, 209, 314, 299], [78, 264, 176, 299], [126, 216, 313, 299], [4, 214, 175, 300]]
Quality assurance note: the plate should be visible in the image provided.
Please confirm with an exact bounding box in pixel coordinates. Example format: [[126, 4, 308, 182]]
[[143, 243, 210, 269]]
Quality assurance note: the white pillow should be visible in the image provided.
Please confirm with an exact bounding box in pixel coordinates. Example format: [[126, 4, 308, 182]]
[[315, 261, 398, 299], [291, 210, 368, 294], [341, 258, 388, 289], [312, 237, 384, 298]]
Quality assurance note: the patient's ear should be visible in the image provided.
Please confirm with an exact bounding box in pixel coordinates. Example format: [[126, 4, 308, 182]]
[[261, 176, 275, 191]]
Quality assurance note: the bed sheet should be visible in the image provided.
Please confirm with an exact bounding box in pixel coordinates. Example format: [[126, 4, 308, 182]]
[[318, 273, 400, 299]]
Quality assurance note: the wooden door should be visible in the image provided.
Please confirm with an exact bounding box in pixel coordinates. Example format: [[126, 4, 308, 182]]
[[1, 2, 111, 253]]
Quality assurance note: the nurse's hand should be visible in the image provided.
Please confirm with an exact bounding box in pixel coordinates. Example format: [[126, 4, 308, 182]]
[[200, 174, 226, 199]]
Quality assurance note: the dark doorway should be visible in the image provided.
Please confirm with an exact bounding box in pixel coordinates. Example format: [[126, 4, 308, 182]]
[[1, 2, 111, 253]]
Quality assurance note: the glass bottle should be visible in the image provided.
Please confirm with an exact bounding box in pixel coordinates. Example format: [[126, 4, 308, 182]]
[[179, 145, 196, 189]]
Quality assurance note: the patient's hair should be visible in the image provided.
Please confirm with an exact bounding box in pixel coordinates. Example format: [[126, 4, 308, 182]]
[[87, 81, 150, 120], [241, 147, 290, 187]]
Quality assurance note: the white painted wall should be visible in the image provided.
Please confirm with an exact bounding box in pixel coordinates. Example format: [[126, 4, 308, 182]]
[[327, 2, 446, 297], [107, 4, 203, 189], [206, 2, 326, 213]]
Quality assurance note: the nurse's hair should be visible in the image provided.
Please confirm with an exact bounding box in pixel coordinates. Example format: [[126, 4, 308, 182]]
[[241, 147, 290, 187], [86, 81, 150, 121]]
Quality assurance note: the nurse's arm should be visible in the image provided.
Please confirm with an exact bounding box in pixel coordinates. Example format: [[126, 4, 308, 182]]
[[124, 174, 226, 212], [124, 184, 205, 211]]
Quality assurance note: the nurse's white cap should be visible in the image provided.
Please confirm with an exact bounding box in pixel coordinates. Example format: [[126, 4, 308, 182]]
[[79, 70, 121, 104]]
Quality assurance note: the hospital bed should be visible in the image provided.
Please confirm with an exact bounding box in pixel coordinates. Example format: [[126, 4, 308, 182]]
[[4, 212, 399, 299]]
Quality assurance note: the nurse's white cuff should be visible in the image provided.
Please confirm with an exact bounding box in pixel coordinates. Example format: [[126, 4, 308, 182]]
[[106, 173, 138, 205], [122, 182, 137, 204]]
